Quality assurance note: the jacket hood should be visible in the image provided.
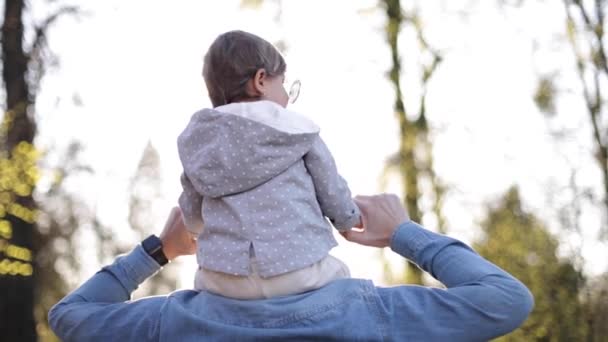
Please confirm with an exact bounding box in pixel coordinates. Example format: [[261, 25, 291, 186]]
[[178, 101, 320, 198]]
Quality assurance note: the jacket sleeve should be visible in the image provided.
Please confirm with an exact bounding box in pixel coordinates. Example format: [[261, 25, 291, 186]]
[[376, 221, 535, 341], [178, 172, 204, 235], [48, 246, 165, 342], [303, 136, 360, 231]]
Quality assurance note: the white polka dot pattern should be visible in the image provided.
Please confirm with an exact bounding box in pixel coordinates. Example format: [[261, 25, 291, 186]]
[[177, 105, 360, 278]]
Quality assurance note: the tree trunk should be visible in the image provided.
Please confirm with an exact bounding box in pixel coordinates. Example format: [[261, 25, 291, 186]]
[[383, 0, 424, 285], [1, 0, 37, 340]]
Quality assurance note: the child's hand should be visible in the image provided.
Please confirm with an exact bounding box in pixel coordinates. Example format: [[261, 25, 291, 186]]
[[340, 194, 409, 248]]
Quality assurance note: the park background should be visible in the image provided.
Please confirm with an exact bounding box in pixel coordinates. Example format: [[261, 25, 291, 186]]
[[1, 0, 608, 340]]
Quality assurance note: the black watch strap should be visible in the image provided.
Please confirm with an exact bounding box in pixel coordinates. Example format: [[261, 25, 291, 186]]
[[141, 234, 169, 266]]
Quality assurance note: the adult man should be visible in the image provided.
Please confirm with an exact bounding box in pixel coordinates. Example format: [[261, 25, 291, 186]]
[[49, 194, 533, 341]]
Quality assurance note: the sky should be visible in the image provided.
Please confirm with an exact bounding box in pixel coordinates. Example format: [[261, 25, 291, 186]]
[[24, 0, 608, 286]]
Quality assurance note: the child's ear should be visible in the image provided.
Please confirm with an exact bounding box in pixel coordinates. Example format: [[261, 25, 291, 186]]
[[251, 68, 266, 96]]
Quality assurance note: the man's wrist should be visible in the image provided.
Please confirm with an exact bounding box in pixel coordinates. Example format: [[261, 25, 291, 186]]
[[390, 219, 411, 240], [141, 235, 169, 266], [389, 220, 433, 262]]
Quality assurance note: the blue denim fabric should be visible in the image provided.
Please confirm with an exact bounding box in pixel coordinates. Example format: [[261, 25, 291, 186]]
[[49, 221, 533, 341]]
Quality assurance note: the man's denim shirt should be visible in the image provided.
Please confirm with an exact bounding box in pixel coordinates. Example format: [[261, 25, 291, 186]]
[[49, 221, 534, 341]]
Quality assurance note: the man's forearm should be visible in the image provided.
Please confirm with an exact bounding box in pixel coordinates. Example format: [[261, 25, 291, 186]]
[[52, 245, 160, 306], [49, 246, 162, 339], [390, 221, 523, 287], [388, 221, 534, 339]]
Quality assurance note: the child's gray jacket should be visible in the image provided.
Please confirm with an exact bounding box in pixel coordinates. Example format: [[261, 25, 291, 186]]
[[178, 101, 360, 277]]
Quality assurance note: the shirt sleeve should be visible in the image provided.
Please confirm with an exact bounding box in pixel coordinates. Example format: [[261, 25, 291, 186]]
[[48, 246, 165, 342], [374, 221, 535, 341], [178, 172, 204, 235], [303, 136, 360, 231]]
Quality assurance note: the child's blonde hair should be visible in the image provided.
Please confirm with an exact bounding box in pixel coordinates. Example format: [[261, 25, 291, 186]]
[[203, 30, 286, 107]]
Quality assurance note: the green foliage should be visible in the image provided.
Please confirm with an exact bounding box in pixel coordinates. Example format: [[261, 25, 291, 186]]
[[474, 186, 588, 341], [0, 141, 39, 237], [533, 76, 557, 116]]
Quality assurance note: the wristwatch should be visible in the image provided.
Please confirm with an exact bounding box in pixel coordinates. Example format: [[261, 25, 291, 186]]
[[141, 234, 169, 266]]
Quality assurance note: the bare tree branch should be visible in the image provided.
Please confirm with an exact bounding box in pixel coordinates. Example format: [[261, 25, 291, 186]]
[[27, 5, 80, 63], [563, 0, 608, 237], [572, 0, 608, 75]]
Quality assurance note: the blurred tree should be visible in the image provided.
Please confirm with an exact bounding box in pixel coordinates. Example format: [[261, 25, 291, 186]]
[[500, 1, 608, 339], [1, 1, 74, 340], [129, 141, 179, 298], [380, 0, 445, 285], [582, 272, 608, 341], [33, 142, 119, 342], [528, 0, 608, 240], [0, 1, 119, 341], [561, 0, 608, 239], [474, 186, 588, 341], [1, 2, 40, 339]]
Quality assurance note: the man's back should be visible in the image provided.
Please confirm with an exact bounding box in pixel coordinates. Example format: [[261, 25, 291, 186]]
[[161, 280, 382, 341]]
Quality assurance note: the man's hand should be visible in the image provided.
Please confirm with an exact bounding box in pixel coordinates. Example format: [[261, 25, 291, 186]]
[[341, 194, 410, 248], [159, 207, 197, 261]]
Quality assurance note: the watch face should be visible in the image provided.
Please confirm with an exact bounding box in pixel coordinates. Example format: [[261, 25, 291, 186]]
[[143, 235, 168, 266], [143, 235, 161, 252]]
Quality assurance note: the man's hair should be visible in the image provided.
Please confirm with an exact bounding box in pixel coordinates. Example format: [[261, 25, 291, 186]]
[[203, 30, 286, 107]]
